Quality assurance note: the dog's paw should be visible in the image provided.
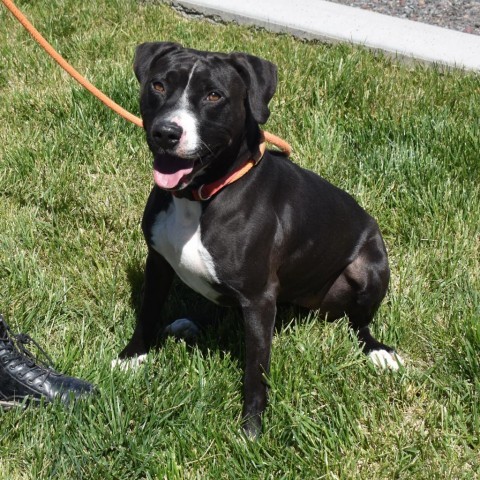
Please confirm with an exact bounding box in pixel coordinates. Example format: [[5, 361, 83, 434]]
[[242, 416, 262, 441], [164, 318, 201, 342], [111, 354, 147, 371], [368, 350, 405, 371]]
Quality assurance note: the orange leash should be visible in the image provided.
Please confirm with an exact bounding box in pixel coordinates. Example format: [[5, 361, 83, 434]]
[[2, 0, 142, 127], [1, 0, 292, 155]]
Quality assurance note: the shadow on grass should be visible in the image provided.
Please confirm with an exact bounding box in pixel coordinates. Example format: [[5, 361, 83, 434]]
[[125, 259, 314, 366]]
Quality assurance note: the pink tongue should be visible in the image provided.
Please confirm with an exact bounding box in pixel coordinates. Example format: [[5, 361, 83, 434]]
[[153, 155, 194, 189]]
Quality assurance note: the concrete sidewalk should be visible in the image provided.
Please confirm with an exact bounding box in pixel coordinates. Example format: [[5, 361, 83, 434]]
[[169, 0, 480, 71]]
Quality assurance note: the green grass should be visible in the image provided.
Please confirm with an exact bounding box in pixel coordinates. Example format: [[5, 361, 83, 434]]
[[1, 0, 479, 478]]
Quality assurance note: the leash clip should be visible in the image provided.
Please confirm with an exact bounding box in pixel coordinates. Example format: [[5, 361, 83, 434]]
[[195, 184, 210, 201]]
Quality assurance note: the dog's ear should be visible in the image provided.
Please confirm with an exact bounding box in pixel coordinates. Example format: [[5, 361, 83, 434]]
[[228, 53, 278, 124], [134, 42, 181, 84]]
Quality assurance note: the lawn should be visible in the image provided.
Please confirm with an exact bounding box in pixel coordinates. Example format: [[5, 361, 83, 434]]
[[0, 0, 479, 478]]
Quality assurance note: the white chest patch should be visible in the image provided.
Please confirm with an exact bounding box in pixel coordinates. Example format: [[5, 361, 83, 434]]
[[151, 197, 221, 303]]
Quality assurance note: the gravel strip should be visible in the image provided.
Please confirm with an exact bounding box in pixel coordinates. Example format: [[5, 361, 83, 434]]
[[329, 0, 480, 36]]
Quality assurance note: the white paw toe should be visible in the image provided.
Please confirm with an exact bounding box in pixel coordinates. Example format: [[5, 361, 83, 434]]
[[111, 354, 147, 371], [368, 350, 404, 371]]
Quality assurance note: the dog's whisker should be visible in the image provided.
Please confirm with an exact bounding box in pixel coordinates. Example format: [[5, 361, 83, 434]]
[[200, 139, 214, 156]]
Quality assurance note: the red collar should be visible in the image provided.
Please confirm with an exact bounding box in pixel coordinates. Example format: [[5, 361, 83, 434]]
[[176, 138, 267, 202]]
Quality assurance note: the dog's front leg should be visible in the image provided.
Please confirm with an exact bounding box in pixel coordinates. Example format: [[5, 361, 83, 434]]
[[241, 298, 276, 438], [118, 249, 174, 359]]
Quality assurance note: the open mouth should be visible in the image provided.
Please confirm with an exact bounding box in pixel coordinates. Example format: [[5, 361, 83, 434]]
[[153, 154, 197, 190]]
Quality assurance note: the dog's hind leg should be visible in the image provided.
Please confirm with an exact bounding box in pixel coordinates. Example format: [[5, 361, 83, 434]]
[[321, 232, 404, 370], [355, 326, 404, 370]]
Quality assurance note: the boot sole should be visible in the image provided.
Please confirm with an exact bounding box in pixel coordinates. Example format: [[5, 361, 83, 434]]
[[0, 399, 24, 410], [0, 398, 40, 410]]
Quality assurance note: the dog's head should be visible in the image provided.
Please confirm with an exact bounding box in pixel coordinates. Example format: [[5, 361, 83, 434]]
[[134, 42, 277, 191]]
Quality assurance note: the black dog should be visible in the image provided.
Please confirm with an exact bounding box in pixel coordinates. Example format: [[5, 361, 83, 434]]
[[117, 42, 403, 437]]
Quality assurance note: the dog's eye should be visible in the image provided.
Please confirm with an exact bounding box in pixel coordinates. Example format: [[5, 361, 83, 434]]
[[152, 82, 165, 93], [206, 92, 221, 102]]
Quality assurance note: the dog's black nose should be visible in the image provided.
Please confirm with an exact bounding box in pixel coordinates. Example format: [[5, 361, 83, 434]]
[[152, 122, 183, 149]]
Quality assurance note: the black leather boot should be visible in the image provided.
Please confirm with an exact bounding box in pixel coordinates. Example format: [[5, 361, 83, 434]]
[[0, 314, 95, 408]]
